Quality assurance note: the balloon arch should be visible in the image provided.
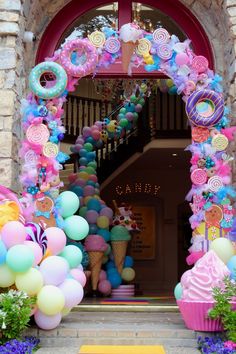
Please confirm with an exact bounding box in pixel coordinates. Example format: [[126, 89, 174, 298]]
[[13, 23, 236, 329]]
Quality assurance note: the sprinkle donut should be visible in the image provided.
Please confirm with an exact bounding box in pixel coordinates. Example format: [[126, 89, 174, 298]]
[[29, 62, 67, 99], [60, 39, 98, 77], [25, 222, 48, 255], [186, 90, 224, 127]]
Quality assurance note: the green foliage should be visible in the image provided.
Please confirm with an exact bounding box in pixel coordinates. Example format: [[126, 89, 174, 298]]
[[0, 289, 36, 344], [209, 277, 236, 343]]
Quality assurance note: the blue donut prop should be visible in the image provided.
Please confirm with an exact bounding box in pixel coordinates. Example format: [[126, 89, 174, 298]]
[[29, 61, 68, 99], [186, 90, 224, 127]]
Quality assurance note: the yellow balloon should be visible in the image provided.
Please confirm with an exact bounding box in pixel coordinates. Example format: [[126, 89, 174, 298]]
[[210, 238, 234, 264], [15, 268, 43, 296], [84, 196, 92, 205], [166, 79, 174, 88], [0, 264, 15, 287], [121, 267, 135, 282], [97, 216, 109, 229], [37, 285, 65, 315], [78, 171, 89, 181]]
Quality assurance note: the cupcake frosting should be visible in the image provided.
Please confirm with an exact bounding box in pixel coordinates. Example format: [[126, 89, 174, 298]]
[[181, 250, 230, 302]]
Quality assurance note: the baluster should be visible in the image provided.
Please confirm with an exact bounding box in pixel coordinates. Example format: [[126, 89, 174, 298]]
[[72, 97, 76, 136], [88, 99, 91, 126], [166, 93, 170, 131], [65, 98, 69, 133], [93, 101, 96, 124], [76, 96, 80, 137], [82, 99, 85, 128]]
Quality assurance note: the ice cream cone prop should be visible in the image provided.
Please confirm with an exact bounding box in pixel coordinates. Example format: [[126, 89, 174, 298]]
[[88, 251, 104, 290], [121, 41, 137, 73], [112, 240, 128, 274]]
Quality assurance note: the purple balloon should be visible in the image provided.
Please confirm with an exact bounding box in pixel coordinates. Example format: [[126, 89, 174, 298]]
[[135, 104, 142, 113], [98, 279, 111, 295], [59, 278, 84, 308], [125, 112, 134, 121], [34, 310, 62, 330], [82, 126, 92, 138], [85, 210, 99, 224], [75, 178, 87, 187], [39, 256, 69, 286], [84, 185, 95, 197], [76, 136, 84, 145], [100, 207, 113, 220]]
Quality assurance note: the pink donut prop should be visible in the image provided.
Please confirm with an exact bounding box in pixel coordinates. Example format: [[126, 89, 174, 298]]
[[0, 185, 24, 215], [186, 90, 224, 127], [59, 39, 98, 77]]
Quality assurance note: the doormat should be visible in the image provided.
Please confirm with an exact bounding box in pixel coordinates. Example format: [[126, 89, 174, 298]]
[[100, 301, 149, 305], [79, 345, 165, 354], [100, 296, 174, 305]]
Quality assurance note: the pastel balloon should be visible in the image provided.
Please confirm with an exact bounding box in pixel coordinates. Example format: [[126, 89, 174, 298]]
[[44, 227, 67, 255], [37, 285, 65, 315], [97, 216, 109, 229], [99, 269, 107, 281], [210, 238, 234, 264], [175, 52, 189, 66], [61, 307, 72, 317], [0, 263, 15, 287], [34, 310, 62, 330], [64, 215, 89, 241], [6, 244, 34, 273], [39, 256, 69, 286], [174, 282, 183, 300], [70, 268, 86, 287], [84, 185, 95, 197], [121, 267, 135, 282], [24, 240, 43, 266], [58, 191, 80, 218], [1, 221, 26, 249], [0, 240, 7, 264], [227, 255, 236, 280], [15, 268, 43, 295], [86, 210, 98, 224], [98, 279, 111, 295], [99, 207, 113, 220], [59, 278, 84, 308], [59, 245, 83, 268]]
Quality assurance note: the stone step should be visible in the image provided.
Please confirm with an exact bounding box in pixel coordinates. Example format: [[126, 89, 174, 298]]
[[26, 311, 200, 351]]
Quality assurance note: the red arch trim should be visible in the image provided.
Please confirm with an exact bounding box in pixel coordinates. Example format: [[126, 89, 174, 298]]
[[36, 0, 214, 71]]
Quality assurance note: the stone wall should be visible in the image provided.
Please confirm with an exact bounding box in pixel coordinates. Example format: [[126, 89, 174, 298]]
[[1, 0, 236, 189]]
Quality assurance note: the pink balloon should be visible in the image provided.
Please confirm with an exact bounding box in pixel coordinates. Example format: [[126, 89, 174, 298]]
[[39, 256, 69, 286], [85, 210, 98, 224], [68, 173, 77, 183], [75, 178, 87, 187], [135, 104, 142, 113], [1, 221, 26, 249], [91, 129, 100, 140], [82, 126, 92, 138], [100, 207, 113, 220], [95, 121, 103, 131], [76, 137, 84, 145], [70, 268, 86, 287], [88, 175, 98, 183], [44, 227, 66, 255], [175, 53, 189, 66], [59, 278, 84, 308], [98, 280, 111, 295], [24, 240, 43, 266], [99, 269, 107, 281], [34, 310, 62, 330], [84, 185, 95, 197]]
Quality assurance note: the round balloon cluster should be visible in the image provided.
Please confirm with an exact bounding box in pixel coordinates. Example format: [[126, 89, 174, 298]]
[[0, 189, 87, 330]]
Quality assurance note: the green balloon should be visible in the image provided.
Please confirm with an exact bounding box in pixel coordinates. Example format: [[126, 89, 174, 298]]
[[79, 206, 87, 218], [84, 143, 93, 152], [138, 98, 145, 106], [59, 245, 82, 268], [174, 282, 182, 300], [58, 191, 80, 218], [104, 244, 111, 256], [64, 215, 89, 241], [130, 95, 137, 104], [88, 161, 97, 169], [6, 245, 34, 273], [119, 118, 129, 128], [85, 167, 95, 175], [119, 107, 126, 114]]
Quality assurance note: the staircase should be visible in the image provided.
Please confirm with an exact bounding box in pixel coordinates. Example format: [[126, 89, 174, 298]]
[[27, 309, 202, 354]]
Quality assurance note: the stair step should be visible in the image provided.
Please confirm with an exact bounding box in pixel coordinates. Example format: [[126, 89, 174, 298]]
[[36, 347, 200, 354]]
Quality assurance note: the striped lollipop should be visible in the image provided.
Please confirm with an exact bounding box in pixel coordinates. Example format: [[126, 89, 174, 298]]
[[25, 222, 48, 255]]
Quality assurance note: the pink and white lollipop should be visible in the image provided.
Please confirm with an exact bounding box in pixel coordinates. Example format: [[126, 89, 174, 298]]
[[208, 176, 223, 192], [192, 56, 209, 74], [25, 222, 48, 255], [157, 44, 172, 60], [104, 37, 121, 54], [153, 28, 170, 44], [191, 169, 208, 185], [26, 124, 50, 146]]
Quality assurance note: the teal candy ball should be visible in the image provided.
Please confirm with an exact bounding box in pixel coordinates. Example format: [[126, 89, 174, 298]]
[[174, 282, 183, 300]]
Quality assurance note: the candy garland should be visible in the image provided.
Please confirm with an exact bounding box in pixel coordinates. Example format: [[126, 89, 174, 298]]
[[20, 24, 236, 280]]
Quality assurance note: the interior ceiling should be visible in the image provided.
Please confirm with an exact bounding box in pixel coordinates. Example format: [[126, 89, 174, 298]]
[[133, 148, 191, 170]]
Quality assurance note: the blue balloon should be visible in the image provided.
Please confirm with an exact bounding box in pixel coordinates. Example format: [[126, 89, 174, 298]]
[[174, 282, 183, 300], [87, 151, 96, 161], [85, 137, 95, 144], [125, 103, 135, 112], [87, 199, 101, 212], [97, 228, 111, 242], [0, 241, 7, 265], [79, 157, 88, 166], [108, 272, 122, 288], [124, 256, 134, 268], [227, 256, 236, 280], [70, 185, 83, 197], [79, 149, 87, 157], [89, 224, 98, 234]]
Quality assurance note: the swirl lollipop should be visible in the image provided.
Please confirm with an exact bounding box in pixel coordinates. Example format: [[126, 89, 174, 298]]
[[192, 56, 209, 73], [104, 37, 121, 54], [26, 124, 50, 146], [191, 169, 208, 185], [208, 176, 223, 192], [136, 38, 151, 56], [153, 28, 170, 44], [88, 31, 106, 48], [157, 44, 172, 60], [192, 127, 210, 143], [43, 142, 59, 158], [24, 150, 38, 165], [25, 222, 48, 255], [211, 134, 229, 151]]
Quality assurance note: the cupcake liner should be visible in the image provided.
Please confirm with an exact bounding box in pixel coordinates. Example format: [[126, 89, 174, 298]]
[[177, 300, 223, 331]]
